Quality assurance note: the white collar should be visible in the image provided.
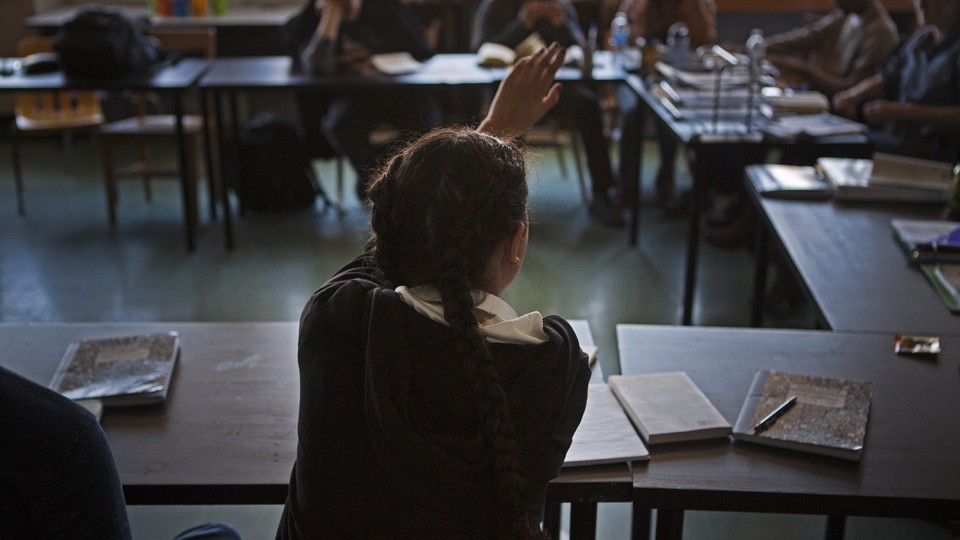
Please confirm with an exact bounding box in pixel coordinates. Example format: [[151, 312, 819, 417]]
[[395, 285, 548, 345]]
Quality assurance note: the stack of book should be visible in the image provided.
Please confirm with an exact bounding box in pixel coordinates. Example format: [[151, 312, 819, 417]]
[[818, 153, 954, 203], [890, 219, 960, 313]]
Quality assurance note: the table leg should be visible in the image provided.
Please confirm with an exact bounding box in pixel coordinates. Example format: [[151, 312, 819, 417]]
[[681, 151, 703, 326], [629, 85, 644, 247], [825, 515, 846, 540], [213, 90, 234, 250], [631, 501, 651, 540], [655, 509, 684, 540], [201, 89, 217, 222], [570, 502, 598, 540], [750, 214, 769, 327], [174, 94, 196, 252]]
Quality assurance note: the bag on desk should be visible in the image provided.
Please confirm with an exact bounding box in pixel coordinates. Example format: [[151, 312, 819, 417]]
[[54, 7, 163, 78], [235, 112, 328, 213]]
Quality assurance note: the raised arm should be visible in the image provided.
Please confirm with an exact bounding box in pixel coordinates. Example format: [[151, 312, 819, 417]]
[[478, 43, 566, 138]]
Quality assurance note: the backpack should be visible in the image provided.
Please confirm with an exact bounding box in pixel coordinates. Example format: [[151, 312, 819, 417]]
[[54, 7, 163, 78], [235, 112, 329, 213]]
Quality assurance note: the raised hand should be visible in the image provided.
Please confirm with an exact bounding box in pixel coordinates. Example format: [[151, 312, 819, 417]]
[[479, 43, 566, 138]]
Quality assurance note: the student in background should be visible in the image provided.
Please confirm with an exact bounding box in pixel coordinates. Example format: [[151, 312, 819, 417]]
[[276, 44, 591, 539], [833, 0, 960, 162], [0, 366, 241, 540], [475, 0, 626, 226], [764, 0, 900, 96], [615, 0, 717, 206], [289, 0, 442, 201]]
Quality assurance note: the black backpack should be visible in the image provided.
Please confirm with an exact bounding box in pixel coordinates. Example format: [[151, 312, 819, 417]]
[[235, 112, 329, 213], [54, 7, 163, 78]]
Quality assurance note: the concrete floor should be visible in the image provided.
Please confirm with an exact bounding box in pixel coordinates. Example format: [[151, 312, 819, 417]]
[[0, 132, 952, 539]]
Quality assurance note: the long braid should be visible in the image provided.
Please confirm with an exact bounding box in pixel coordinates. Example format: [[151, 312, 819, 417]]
[[368, 127, 547, 538]]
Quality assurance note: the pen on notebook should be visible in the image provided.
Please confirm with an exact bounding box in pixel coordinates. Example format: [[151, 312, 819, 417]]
[[753, 396, 797, 433]]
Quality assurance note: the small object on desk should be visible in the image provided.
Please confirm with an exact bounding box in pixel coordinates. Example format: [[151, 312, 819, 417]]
[[732, 370, 871, 461], [370, 52, 422, 75], [49, 332, 180, 406], [564, 384, 650, 467], [608, 371, 731, 444], [752, 395, 796, 433], [747, 164, 831, 201], [894, 334, 941, 355], [20, 52, 60, 75], [891, 219, 960, 264], [476, 33, 544, 68]]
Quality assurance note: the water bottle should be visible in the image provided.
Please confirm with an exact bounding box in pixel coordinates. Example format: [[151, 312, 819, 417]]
[[610, 11, 630, 66], [666, 23, 690, 66], [746, 28, 766, 80]]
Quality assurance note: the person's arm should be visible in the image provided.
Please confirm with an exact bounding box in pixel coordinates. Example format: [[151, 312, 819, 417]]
[[765, 10, 844, 53], [478, 43, 565, 138], [624, 0, 649, 45], [832, 73, 885, 118], [300, 0, 345, 75], [863, 101, 960, 130]]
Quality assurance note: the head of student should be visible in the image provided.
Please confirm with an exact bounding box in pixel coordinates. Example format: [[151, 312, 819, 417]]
[[367, 126, 544, 537]]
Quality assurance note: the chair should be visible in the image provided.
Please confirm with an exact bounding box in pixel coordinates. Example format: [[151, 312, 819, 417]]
[[98, 28, 217, 227], [10, 36, 105, 216]]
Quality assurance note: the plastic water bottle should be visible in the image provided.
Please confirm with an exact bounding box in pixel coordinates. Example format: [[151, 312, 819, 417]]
[[746, 28, 766, 79], [610, 11, 630, 66]]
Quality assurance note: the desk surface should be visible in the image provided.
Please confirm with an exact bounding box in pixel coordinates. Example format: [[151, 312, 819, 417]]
[[750, 177, 957, 334], [0, 58, 210, 92], [618, 324, 960, 519], [1, 319, 610, 505]]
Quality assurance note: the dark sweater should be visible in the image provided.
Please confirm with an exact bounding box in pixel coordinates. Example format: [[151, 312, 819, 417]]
[[276, 256, 590, 539], [474, 0, 582, 50], [0, 366, 132, 540]]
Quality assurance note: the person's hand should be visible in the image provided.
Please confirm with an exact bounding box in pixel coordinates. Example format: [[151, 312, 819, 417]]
[[520, 0, 567, 29], [863, 100, 910, 126], [479, 43, 565, 138], [832, 89, 860, 119]]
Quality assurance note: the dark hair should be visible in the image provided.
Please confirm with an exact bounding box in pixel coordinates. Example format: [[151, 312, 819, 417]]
[[368, 127, 545, 538]]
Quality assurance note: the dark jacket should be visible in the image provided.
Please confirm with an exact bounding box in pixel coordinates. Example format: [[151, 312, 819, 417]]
[[474, 0, 581, 51], [276, 256, 590, 539]]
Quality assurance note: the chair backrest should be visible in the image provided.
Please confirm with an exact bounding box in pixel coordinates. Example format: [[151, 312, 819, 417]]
[[15, 36, 103, 127]]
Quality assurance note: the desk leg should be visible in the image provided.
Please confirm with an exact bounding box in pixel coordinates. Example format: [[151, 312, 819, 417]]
[[570, 502, 598, 540], [213, 90, 234, 250], [201, 89, 217, 222], [825, 515, 846, 540], [681, 152, 704, 326], [631, 501, 651, 540], [628, 87, 644, 247], [542, 490, 561, 539], [174, 94, 196, 252], [655, 509, 684, 540], [750, 216, 769, 327]]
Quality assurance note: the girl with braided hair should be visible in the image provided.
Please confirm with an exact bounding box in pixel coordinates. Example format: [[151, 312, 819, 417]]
[[277, 43, 591, 540]]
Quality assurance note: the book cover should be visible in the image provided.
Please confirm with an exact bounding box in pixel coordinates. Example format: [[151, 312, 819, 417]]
[[746, 164, 831, 201], [607, 372, 731, 445], [49, 332, 180, 407], [818, 157, 949, 203], [891, 219, 960, 264], [868, 153, 954, 192], [732, 370, 871, 461], [920, 264, 960, 313], [564, 384, 650, 467], [476, 33, 545, 67]]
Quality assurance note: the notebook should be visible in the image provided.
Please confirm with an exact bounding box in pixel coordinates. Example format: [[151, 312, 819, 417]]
[[564, 384, 650, 467]]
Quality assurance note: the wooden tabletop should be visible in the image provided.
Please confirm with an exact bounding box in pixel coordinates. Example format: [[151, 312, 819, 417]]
[[618, 324, 960, 520], [749, 180, 958, 335], [0, 319, 609, 506]]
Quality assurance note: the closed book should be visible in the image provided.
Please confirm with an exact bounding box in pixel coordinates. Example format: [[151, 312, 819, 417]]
[[920, 264, 960, 313], [607, 372, 731, 445], [49, 332, 179, 407], [746, 164, 831, 201], [732, 370, 871, 461], [818, 156, 949, 203], [564, 384, 650, 467], [891, 219, 960, 264]]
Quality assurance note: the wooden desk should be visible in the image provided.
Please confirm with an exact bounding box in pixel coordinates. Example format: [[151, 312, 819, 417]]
[[199, 54, 633, 249], [626, 74, 870, 326], [0, 58, 212, 251], [745, 166, 958, 334], [0, 319, 618, 537], [618, 324, 960, 540]]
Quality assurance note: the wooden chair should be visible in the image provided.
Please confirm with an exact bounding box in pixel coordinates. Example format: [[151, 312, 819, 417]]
[[10, 36, 105, 216], [98, 28, 217, 227]]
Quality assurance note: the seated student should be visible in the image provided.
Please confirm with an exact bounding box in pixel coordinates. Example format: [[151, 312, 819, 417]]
[[764, 0, 900, 97], [0, 366, 240, 540], [289, 0, 442, 201], [474, 0, 625, 226], [614, 0, 717, 205], [275, 44, 591, 539], [833, 0, 960, 162]]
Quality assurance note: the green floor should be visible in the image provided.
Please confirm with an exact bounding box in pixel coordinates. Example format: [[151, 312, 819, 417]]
[[0, 133, 952, 539]]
